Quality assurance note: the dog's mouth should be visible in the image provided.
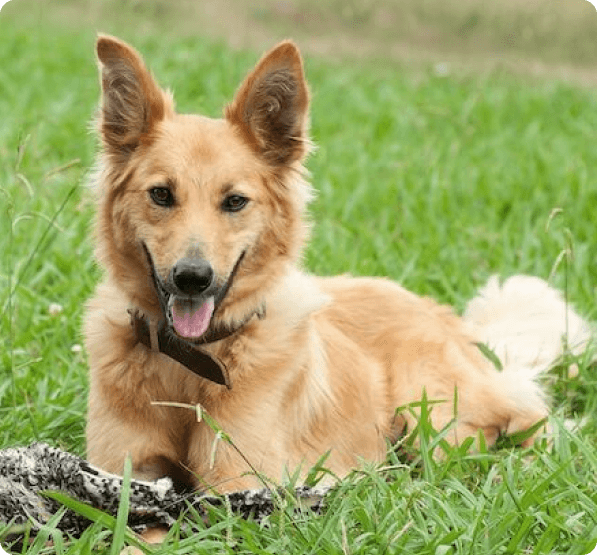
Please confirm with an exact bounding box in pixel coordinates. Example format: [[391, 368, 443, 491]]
[[141, 243, 246, 343]]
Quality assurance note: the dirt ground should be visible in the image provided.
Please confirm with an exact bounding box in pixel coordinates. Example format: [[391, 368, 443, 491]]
[[4, 0, 597, 86], [192, 0, 597, 86]]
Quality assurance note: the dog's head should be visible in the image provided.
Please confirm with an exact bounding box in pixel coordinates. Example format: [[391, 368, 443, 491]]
[[93, 36, 312, 340]]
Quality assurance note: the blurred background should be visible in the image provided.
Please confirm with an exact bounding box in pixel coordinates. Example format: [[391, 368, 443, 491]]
[[3, 0, 597, 85]]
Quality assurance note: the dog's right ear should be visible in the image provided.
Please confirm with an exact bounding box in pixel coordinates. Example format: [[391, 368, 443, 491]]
[[96, 35, 173, 160]]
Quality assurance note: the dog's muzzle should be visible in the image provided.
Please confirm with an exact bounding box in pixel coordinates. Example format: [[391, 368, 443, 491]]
[[167, 257, 218, 341], [129, 244, 259, 388], [144, 245, 246, 342]]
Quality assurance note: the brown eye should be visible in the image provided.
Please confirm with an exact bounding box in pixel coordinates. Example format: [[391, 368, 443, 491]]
[[222, 194, 249, 213], [149, 187, 174, 207]]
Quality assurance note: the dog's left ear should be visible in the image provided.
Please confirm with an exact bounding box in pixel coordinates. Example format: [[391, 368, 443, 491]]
[[225, 41, 310, 166]]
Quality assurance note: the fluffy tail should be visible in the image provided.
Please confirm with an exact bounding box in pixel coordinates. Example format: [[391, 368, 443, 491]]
[[464, 275, 592, 373], [463, 275, 593, 419]]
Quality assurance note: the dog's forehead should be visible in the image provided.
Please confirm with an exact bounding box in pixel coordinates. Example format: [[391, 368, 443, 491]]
[[148, 114, 262, 180]]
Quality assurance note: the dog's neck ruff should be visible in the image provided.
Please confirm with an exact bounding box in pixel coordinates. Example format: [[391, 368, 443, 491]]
[[130, 244, 263, 388]]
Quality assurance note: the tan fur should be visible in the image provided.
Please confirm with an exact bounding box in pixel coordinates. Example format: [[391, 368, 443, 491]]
[[86, 37, 587, 493]]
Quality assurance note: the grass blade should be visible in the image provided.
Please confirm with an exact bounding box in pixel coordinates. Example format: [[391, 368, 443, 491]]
[[110, 455, 133, 555]]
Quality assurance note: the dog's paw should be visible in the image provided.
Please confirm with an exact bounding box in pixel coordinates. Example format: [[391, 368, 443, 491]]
[[120, 527, 168, 554]]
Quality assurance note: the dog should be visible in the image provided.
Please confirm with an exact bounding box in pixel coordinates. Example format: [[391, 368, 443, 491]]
[[85, 35, 592, 495]]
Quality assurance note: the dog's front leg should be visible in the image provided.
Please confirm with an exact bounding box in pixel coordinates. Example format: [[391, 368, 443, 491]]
[[85, 343, 196, 489], [86, 398, 191, 485]]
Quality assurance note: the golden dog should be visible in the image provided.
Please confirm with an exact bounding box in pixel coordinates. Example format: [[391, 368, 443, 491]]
[[85, 36, 591, 493]]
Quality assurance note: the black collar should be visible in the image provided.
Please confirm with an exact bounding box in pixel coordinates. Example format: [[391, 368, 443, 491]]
[[129, 309, 262, 389], [129, 245, 262, 388]]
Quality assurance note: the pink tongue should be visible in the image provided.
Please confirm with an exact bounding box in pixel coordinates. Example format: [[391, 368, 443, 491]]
[[171, 297, 215, 339]]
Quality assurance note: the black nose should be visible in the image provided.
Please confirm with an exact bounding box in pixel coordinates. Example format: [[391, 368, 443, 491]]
[[171, 258, 214, 295]]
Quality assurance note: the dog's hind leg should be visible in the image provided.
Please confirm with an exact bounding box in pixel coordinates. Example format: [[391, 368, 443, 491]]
[[397, 366, 549, 452]]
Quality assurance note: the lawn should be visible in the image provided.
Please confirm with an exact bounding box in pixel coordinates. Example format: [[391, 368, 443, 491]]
[[1, 1, 597, 553]]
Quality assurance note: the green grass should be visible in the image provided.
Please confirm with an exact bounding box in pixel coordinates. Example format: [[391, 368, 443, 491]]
[[1, 3, 597, 554]]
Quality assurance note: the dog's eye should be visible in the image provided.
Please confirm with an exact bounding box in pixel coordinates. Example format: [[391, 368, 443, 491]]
[[149, 187, 174, 207], [222, 194, 249, 213]]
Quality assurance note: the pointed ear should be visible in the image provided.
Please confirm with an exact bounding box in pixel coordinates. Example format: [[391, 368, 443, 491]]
[[96, 35, 173, 159], [225, 41, 310, 166]]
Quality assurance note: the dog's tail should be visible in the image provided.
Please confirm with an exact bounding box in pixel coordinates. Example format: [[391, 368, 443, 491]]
[[463, 275, 593, 415], [464, 275, 592, 373]]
